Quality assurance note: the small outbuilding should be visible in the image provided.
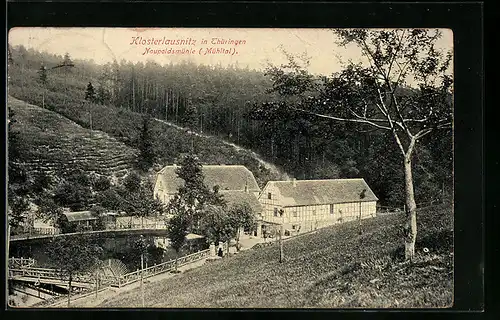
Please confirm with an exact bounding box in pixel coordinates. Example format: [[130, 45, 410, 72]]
[[61, 211, 98, 232]]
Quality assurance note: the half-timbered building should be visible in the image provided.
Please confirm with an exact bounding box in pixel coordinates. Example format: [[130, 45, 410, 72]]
[[258, 178, 378, 236]]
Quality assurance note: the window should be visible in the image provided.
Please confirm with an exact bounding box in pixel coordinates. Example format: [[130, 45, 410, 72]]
[[268, 192, 272, 200], [273, 208, 278, 217], [312, 210, 316, 216], [330, 204, 335, 215], [292, 225, 296, 230], [293, 211, 298, 217]]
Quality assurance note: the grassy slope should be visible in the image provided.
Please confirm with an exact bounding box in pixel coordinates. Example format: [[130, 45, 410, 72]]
[[8, 96, 138, 179], [97, 205, 453, 308]]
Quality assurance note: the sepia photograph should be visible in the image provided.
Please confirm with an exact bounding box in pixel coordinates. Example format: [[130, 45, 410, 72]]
[[6, 27, 453, 309]]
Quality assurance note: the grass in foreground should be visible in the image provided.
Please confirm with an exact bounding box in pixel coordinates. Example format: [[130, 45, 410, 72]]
[[96, 205, 453, 308]]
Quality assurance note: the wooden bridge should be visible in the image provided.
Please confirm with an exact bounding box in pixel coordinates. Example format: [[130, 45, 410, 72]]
[[9, 219, 179, 244], [9, 266, 97, 289]]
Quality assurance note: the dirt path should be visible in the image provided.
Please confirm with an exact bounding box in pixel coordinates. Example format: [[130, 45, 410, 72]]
[[48, 258, 209, 308], [46, 235, 269, 308], [25, 236, 272, 306]]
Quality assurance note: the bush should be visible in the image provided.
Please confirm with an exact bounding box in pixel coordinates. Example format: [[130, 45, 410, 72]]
[[92, 175, 111, 192]]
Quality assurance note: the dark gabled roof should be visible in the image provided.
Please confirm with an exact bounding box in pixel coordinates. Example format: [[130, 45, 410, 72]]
[[221, 191, 263, 214], [266, 178, 378, 207], [62, 211, 97, 222], [156, 165, 260, 194]]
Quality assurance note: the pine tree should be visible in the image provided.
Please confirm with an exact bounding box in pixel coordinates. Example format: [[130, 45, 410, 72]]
[[85, 82, 97, 103], [137, 115, 155, 171], [63, 52, 73, 66], [175, 154, 209, 210], [38, 65, 47, 84], [181, 97, 199, 131], [96, 65, 112, 105], [37, 65, 48, 108]]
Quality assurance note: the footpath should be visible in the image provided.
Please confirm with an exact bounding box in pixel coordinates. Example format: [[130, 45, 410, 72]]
[[48, 235, 269, 308]]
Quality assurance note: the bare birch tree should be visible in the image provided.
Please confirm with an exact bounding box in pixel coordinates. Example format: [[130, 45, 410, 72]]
[[262, 29, 453, 261]]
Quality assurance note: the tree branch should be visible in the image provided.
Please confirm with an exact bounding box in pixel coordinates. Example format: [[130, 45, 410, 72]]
[[387, 30, 406, 81], [346, 106, 389, 124], [391, 127, 407, 156], [414, 121, 451, 140], [394, 59, 412, 89], [414, 128, 433, 140], [290, 106, 392, 130], [375, 87, 406, 133], [360, 38, 388, 80]]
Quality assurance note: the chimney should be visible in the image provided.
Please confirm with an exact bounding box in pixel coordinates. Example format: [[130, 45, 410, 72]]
[[292, 177, 297, 187]]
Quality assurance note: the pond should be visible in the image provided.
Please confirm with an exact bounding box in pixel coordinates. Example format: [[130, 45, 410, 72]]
[[9, 234, 208, 273]]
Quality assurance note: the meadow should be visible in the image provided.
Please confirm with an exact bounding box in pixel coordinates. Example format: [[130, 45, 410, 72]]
[[97, 204, 453, 308]]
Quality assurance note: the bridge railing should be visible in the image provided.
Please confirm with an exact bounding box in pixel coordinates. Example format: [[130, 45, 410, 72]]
[[9, 257, 36, 269], [9, 267, 94, 284], [10, 220, 169, 241], [114, 249, 210, 288], [110, 220, 166, 231], [33, 226, 60, 235]]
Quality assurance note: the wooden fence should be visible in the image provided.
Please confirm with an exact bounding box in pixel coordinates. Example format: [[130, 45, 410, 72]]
[[9, 257, 36, 269], [9, 267, 95, 285], [113, 221, 165, 230], [113, 249, 211, 288], [33, 226, 60, 235], [377, 199, 445, 215]]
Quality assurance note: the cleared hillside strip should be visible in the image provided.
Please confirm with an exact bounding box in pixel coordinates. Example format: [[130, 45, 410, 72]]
[[9, 96, 138, 178]]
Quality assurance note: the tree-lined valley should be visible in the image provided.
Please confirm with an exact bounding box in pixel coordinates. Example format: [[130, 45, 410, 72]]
[[7, 28, 453, 308], [7, 44, 452, 208]]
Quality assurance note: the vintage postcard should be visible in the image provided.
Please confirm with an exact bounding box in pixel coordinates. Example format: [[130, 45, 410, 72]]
[[6, 28, 453, 308]]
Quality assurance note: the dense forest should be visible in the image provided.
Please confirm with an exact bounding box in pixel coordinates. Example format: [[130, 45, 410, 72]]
[[7, 44, 452, 207]]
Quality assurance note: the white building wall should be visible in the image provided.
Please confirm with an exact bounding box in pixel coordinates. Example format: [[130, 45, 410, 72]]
[[257, 184, 378, 235], [258, 182, 284, 223]]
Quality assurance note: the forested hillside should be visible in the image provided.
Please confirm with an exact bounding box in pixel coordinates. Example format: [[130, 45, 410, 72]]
[[7, 45, 452, 206]]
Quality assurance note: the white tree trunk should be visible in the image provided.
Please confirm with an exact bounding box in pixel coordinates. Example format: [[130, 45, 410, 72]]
[[174, 251, 178, 271], [67, 275, 72, 307], [236, 228, 240, 252], [403, 155, 418, 261], [279, 224, 284, 263]]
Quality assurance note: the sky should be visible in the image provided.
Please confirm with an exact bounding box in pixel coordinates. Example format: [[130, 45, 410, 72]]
[[8, 28, 453, 76]]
